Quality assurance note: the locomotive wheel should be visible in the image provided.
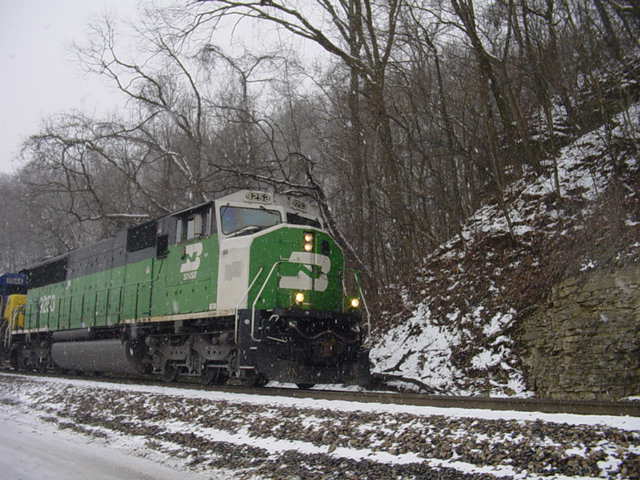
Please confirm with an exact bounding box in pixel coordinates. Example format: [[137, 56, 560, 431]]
[[37, 358, 47, 374], [9, 350, 19, 370], [18, 354, 31, 372], [251, 373, 268, 388], [163, 362, 178, 383], [202, 367, 228, 386], [296, 383, 315, 390]]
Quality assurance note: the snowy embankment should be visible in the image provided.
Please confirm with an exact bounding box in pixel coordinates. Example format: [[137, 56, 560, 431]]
[[370, 103, 640, 398], [1, 374, 639, 479]]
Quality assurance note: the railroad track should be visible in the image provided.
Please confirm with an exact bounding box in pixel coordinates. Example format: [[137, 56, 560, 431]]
[[2, 368, 638, 417]]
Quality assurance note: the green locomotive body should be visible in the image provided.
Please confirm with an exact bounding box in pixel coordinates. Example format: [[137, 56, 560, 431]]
[[10, 190, 370, 387]]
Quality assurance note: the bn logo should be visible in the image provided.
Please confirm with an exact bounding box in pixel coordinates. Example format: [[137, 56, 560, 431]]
[[180, 242, 203, 280], [279, 252, 331, 292]]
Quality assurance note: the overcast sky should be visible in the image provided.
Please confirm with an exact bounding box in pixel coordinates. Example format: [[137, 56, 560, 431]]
[[0, 0, 143, 175], [0, 1, 327, 176]]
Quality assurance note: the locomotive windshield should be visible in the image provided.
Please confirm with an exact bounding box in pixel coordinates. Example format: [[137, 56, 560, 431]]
[[287, 212, 321, 228], [221, 206, 281, 236]]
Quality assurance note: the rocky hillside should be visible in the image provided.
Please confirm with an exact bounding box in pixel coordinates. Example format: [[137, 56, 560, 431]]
[[370, 100, 640, 398]]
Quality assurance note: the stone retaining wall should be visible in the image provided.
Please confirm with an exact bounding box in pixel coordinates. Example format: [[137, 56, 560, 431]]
[[519, 266, 640, 400]]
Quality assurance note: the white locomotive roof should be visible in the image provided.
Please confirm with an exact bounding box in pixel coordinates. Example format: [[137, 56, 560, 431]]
[[217, 190, 321, 218]]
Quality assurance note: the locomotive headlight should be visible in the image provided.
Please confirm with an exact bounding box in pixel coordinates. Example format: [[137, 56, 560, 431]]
[[303, 232, 314, 252], [350, 298, 361, 309], [294, 292, 305, 305]]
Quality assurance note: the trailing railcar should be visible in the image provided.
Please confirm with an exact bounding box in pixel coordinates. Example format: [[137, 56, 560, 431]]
[[0, 273, 27, 354], [0, 273, 27, 317], [8, 190, 370, 387]]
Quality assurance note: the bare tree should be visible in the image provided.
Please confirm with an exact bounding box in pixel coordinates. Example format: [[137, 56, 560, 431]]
[[76, 14, 213, 204], [184, 1, 408, 279]]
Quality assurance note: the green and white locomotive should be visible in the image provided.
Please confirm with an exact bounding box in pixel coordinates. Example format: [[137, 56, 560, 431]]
[[9, 190, 370, 387]]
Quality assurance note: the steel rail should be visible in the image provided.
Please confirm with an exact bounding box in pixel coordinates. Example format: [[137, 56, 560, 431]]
[[2, 369, 638, 417]]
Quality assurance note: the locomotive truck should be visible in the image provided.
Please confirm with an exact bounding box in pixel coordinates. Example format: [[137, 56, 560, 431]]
[[3, 190, 370, 388]]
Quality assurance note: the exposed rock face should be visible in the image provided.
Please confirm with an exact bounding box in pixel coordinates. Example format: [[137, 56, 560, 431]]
[[520, 266, 640, 400]]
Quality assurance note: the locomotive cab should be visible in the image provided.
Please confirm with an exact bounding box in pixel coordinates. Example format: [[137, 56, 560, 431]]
[[214, 191, 370, 387], [0, 273, 27, 356], [0, 273, 27, 322]]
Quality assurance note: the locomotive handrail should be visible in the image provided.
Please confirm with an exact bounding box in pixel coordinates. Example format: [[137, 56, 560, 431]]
[[250, 261, 285, 342], [249, 256, 329, 342], [234, 266, 265, 343], [3, 305, 25, 348], [353, 271, 372, 343]]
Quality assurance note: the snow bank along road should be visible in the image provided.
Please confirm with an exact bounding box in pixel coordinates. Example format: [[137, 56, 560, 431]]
[[0, 373, 638, 479], [0, 408, 214, 480]]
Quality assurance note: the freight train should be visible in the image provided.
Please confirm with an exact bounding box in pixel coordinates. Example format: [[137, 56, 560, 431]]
[[0, 190, 370, 388]]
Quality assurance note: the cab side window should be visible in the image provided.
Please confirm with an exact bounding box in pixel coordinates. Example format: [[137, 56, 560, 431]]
[[176, 208, 211, 243], [186, 214, 202, 240]]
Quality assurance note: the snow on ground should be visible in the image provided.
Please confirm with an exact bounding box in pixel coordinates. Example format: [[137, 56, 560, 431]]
[[0, 405, 219, 480], [1, 373, 639, 479], [370, 102, 640, 398]]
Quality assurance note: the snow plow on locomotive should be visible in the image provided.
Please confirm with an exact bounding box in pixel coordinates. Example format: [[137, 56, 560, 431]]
[[2, 190, 371, 388]]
